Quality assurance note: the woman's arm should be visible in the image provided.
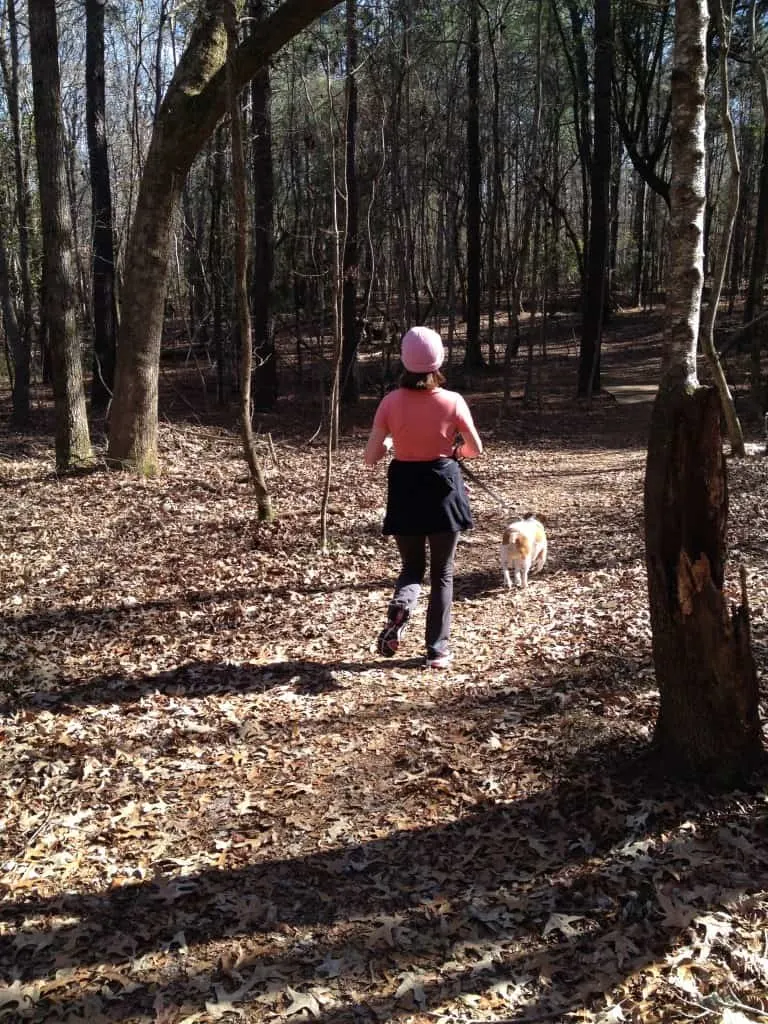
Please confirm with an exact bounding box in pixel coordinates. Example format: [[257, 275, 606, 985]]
[[455, 397, 483, 459], [364, 424, 390, 466]]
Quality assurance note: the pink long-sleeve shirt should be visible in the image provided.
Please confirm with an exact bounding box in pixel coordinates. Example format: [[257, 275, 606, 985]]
[[371, 387, 481, 461]]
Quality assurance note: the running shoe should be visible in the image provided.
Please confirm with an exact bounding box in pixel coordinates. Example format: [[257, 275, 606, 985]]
[[376, 603, 410, 657], [425, 652, 453, 669]]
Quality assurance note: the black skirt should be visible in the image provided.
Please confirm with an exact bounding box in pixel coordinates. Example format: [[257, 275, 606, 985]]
[[382, 458, 473, 536]]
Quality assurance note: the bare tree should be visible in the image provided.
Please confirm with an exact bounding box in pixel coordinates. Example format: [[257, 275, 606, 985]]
[[29, 0, 92, 471], [340, 0, 360, 405], [107, 0, 342, 474], [320, 41, 344, 552], [577, 0, 611, 398], [86, 0, 119, 413], [464, 0, 483, 369], [744, 0, 768, 410], [224, 0, 273, 521], [250, 0, 278, 411], [644, 0, 762, 785], [699, 0, 744, 457], [0, 0, 33, 425]]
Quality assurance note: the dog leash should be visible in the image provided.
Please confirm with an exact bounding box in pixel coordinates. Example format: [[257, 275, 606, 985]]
[[450, 434, 516, 512], [455, 458, 515, 513]]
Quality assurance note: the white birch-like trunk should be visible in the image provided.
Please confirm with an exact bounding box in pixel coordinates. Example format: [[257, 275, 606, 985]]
[[644, 0, 763, 785]]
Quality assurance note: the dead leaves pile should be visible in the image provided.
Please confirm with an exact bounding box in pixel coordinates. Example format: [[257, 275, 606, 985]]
[[1, 404, 767, 1024]]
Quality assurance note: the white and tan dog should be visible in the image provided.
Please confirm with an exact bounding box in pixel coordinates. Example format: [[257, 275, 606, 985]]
[[501, 515, 547, 589]]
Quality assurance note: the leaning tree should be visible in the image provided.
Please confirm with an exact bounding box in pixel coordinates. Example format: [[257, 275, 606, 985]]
[[106, 0, 342, 475], [643, 0, 763, 785]]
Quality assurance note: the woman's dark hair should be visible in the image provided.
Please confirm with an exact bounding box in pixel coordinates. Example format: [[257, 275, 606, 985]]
[[399, 368, 446, 390]]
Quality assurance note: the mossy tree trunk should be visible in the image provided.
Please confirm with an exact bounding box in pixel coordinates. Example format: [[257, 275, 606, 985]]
[[644, 0, 763, 786]]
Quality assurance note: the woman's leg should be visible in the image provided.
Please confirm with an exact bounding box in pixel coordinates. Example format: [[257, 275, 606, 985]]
[[425, 532, 460, 659], [393, 534, 427, 610], [377, 535, 426, 656]]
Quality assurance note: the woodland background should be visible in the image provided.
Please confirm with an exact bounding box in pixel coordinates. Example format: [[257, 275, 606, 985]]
[[2, 0, 768, 433], [1, 0, 768, 1022]]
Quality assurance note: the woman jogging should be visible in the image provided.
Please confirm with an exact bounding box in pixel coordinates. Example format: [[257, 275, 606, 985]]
[[364, 326, 484, 669]]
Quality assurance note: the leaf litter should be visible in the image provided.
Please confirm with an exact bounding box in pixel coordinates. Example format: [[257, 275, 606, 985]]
[[1, 340, 768, 1024]]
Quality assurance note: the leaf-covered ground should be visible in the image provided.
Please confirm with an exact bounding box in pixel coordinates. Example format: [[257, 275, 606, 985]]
[[2, 315, 768, 1024]]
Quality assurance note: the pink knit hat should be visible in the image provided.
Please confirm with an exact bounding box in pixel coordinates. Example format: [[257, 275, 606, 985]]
[[400, 326, 444, 373]]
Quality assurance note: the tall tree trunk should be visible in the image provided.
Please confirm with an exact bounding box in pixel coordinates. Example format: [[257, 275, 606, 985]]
[[632, 175, 646, 308], [577, 0, 611, 398], [644, 0, 762, 786], [743, 134, 768, 336], [557, 0, 592, 302], [464, 0, 483, 369], [29, 0, 93, 471], [209, 128, 227, 404], [486, 8, 502, 369], [0, 0, 32, 425], [0, 232, 22, 392], [745, 2, 768, 410], [503, 0, 544, 398], [250, 0, 278, 411], [609, 123, 621, 309], [320, 39, 344, 549], [86, 0, 118, 413], [107, 0, 340, 473], [341, 0, 360, 404], [224, 0, 272, 521]]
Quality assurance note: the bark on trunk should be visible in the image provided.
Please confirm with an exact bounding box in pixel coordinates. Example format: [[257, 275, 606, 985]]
[[107, 0, 340, 472], [0, 232, 22, 397], [577, 0, 611, 398], [250, 0, 278, 411], [209, 128, 227, 404], [644, 0, 763, 786], [0, 0, 32, 425], [29, 0, 92, 471], [225, 0, 272, 521], [699, 0, 744, 457], [464, 0, 484, 369], [86, 0, 118, 413], [645, 388, 762, 782], [746, 7, 768, 410], [341, 0, 360, 405]]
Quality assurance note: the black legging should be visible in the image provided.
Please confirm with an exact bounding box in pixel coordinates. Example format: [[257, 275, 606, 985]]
[[392, 532, 460, 659]]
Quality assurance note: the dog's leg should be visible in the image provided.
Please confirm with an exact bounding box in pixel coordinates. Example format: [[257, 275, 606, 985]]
[[501, 546, 513, 588], [520, 561, 530, 588], [536, 537, 548, 571]]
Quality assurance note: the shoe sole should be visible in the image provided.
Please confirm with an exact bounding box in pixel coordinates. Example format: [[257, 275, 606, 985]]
[[377, 608, 409, 657]]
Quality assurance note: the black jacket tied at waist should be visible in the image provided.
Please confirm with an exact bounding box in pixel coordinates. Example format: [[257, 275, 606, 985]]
[[382, 458, 473, 536]]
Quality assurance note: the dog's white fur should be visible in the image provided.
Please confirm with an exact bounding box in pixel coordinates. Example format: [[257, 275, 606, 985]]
[[500, 515, 547, 588]]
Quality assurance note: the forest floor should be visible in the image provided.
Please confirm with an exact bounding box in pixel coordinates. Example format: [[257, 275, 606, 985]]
[[1, 308, 768, 1024]]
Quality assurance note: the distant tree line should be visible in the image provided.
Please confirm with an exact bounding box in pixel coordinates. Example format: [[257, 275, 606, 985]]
[[3, 0, 768, 466]]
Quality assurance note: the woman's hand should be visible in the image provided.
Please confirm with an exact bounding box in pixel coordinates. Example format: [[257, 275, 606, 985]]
[[364, 425, 391, 466]]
